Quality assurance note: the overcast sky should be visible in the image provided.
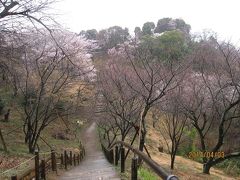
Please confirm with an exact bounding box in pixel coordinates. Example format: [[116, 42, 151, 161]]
[[55, 0, 240, 43]]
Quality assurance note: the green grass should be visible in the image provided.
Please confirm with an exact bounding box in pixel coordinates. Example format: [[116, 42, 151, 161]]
[[138, 167, 159, 180], [216, 157, 240, 177]]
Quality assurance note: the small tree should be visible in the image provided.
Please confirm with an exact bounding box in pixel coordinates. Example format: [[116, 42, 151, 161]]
[[158, 88, 187, 169], [98, 59, 142, 144], [97, 116, 119, 148]]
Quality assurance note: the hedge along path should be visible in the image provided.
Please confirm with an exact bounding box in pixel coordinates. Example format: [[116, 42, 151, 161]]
[[60, 122, 120, 180]]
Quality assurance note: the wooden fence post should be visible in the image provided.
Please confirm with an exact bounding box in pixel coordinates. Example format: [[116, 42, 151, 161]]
[[120, 146, 125, 173], [64, 150, 68, 170], [60, 154, 63, 165], [80, 150, 83, 160], [11, 176, 17, 180], [40, 160, 46, 180], [115, 146, 119, 166], [73, 154, 76, 166], [70, 151, 73, 165], [35, 150, 40, 180], [77, 154, 80, 164], [131, 157, 138, 180], [80, 143, 85, 156], [51, 149, 57, 171]]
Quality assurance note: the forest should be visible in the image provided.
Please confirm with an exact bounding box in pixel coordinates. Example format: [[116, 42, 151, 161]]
[[0, 0, 239, 179]]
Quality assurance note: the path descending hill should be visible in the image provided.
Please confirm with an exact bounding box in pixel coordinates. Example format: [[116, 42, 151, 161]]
[[60, 122, 120, 180]]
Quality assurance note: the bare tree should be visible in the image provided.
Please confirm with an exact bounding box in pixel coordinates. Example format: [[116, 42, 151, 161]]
[[158, 88, 187, 169], [0, 0, 56, 31], [108, 41, 186, 153], [97, 60, 142, 146], [97, 116, 120, 148]]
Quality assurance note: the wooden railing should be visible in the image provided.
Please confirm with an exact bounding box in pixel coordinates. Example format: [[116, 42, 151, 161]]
[[101, 141, 179, 180], [2, 146, 85, 180]]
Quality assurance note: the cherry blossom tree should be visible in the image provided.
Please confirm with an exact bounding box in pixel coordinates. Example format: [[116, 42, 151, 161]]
[[107, 40, 187, 157], [8, 29, 97, 153], [181, 38, 240, 174], [0, 0, 59, 93]]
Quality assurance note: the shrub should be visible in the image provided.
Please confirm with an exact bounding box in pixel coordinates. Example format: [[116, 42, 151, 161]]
[[177, 128, 202, 161]]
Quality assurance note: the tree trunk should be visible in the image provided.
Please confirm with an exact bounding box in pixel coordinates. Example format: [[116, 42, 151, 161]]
[[4, 109, 10, 122], [138, 131, 146, 165], [0, 129, 7, 152], [139, 131, 146, 152], [29, 138, 36, 154], [139, 106, 149, 152], [170, 154, 176, 169], [25, 133, 29, 143], [25, 121, 33, 144], [28, 131, 37, 154], [203, 163, 211, 174]]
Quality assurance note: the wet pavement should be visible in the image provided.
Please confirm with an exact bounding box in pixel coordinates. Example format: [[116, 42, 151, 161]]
[[60, 122, 120, 180]]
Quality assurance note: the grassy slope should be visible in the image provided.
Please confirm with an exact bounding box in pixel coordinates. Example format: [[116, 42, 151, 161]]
[[145, 114, 240, 180], [113, 112, 239, 180]]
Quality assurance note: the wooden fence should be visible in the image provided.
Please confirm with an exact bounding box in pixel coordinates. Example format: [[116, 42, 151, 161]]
[[101, 141, 178, 180], [7, 146, 85, 180]]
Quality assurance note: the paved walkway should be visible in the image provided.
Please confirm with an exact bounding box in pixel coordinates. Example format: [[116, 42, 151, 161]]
[[60, 122, 120, 180]]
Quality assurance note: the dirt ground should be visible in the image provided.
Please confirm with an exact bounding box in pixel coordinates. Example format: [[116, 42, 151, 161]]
[[146, 125, 240, 180]]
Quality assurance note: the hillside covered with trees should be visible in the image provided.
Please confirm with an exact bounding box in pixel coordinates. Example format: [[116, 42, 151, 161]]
[[0, 0, 239, 179]]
